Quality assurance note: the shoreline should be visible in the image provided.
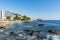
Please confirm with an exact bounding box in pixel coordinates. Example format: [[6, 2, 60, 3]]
[[0, 21, 22, 29]]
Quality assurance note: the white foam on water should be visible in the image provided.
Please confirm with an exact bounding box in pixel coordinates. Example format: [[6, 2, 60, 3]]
[[18, 34, 23, 36], [52, 35, 60, 40], [47, 34, 60, 40], [0, 29, 4, 32]]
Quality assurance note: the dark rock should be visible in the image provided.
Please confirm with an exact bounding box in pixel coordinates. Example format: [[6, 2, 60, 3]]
[[38, 24, 45, 26], [48, 30, 58, 34], [9, 32, 19, 36], [0, 27, 5, 29]]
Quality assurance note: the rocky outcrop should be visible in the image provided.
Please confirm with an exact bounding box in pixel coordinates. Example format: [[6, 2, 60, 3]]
[[48, 30, 58, 34], [0, 21, 14, 29], [38, 24, 45, 26], [0, 23, 6, 29]]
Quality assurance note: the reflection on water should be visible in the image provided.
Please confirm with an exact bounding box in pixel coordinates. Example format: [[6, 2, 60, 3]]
[[0, 20, 60, 40]]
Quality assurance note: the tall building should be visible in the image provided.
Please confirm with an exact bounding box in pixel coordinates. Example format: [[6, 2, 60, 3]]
[[0, 10, 13, 20], [0, 10, 2, 19], [0, 10, 5, 20]]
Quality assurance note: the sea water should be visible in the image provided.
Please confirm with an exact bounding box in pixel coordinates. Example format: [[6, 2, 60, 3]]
[[0, 20, 60, 40]]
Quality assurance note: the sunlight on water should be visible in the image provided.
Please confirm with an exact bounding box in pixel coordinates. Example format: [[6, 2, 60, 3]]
[[0, 20, 60, 40]]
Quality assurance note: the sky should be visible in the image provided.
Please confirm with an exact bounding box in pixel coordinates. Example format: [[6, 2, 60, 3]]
[[0, 0, 60, 20]]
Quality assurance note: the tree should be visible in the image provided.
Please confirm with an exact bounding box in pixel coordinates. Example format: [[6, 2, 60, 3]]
[[6, 16, 11, 21], [13, 13, 21, 21], [22, 15, 31, 22]]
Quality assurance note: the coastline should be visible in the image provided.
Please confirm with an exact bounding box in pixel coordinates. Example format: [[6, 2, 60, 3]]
[[0, 20, 31, 29], [0, 21, 22, 29]]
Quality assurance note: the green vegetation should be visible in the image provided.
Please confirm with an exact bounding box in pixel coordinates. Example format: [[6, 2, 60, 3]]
[[6, 16, 11, 21], [13, 14, 21, 21], [22, 15, 31, 22], [6, 13, 31, 22], [5, 13, 43, 22]]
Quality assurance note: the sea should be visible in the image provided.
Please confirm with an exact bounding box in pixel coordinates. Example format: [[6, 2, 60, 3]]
[[5, 20, 60, 32], [0, 20, 60, 40]]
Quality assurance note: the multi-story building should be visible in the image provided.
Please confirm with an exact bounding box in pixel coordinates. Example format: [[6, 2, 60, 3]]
[[0, 10, 13, 20], [0, 10, 2, 19], [0, 10, 5, 20]]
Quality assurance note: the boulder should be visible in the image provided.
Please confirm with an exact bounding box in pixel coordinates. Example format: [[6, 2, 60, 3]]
[[0, 23, 6, 29], [38, 24, 45, 26]]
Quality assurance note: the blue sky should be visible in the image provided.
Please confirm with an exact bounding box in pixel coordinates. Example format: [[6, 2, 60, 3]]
[[0, 0, 60, 20]]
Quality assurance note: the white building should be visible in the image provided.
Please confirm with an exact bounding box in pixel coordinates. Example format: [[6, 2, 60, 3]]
[[0, 10, 2, 19], [0, 10, 5, 20], [0, 10, 13, 21]]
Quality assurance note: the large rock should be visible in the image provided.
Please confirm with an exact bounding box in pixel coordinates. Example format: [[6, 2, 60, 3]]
[[0, 23, 6, 29], [38, 24, 45, 26]]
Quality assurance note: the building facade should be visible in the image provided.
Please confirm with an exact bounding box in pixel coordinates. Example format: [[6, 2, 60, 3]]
[[0, 10, 5, 20], [0, 10, 13, 20], [0, 10, 2, 19]]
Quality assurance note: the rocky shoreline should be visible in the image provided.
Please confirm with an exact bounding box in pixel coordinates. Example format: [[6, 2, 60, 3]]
[[0, 21, 15, 29]]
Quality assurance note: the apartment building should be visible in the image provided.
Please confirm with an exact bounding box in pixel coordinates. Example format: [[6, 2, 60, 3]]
[[0, 10, 13, 20]]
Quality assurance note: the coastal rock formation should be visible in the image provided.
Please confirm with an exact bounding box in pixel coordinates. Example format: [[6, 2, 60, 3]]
[[48, 30, 58, 34], [0, 23, 6, 29], [0, 21, 14, 29], [38, 24, 45, 26]]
